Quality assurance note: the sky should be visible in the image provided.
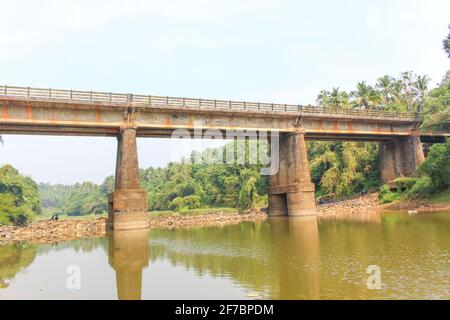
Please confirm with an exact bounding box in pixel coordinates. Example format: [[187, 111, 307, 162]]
[[0, 0, 449, 184]]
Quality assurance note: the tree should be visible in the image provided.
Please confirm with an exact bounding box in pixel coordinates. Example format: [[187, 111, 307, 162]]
[[414, 75, 430, 111], [443, 24, 450, 58], [0, 165, 41, 226], [376, 75, 394, 106], [308, 142, 379, 198], [237, 169, 259, 210], [351, 82, 380, 109], [421, 72, 450, 132], [417, 139, 450, 191]]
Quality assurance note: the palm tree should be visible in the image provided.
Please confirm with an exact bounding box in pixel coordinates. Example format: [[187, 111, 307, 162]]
[[443, 24, 450, 58], [376, 75, 394, 106], [351, 82, 380, 109], [414, 75, 430, 112], [415, 75, 430, 99], [329, 87, 348, 109]]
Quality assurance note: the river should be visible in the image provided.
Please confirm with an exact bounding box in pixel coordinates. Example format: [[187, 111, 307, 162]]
[[0, 211, 448, 299]]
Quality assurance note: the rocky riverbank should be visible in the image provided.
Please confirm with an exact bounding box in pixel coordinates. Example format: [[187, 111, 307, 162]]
[[317, 192, 380, 217], [0, 209, 267, 245], [1, 193, 448, 245]]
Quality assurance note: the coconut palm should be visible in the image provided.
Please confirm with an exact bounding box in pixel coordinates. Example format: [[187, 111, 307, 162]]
[[376, 75, 394, 106], [415, 75, 430, 98], [351, 82, 380, 109], [329, 87, 349, 109], [443, 24, 450, 58]]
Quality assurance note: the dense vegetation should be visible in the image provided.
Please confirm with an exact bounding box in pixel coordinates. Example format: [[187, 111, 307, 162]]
[[0, 165, 41, 225], [39, 178, 114, 217]]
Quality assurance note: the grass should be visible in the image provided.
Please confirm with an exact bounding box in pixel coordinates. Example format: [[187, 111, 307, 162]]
[[149, 207, 237, 219], [430, 189, 450, 204]]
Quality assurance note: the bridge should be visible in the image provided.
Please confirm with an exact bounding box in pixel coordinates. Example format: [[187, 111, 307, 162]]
[[1, 85, 448, 230]]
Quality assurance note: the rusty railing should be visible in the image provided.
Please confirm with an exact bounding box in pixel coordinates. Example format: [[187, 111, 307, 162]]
[[0, 85, 419, 119]]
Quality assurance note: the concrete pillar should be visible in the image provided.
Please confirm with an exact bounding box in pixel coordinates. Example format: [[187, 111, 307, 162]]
[[380, 135, 425, 183], [268, 132, 316, 217], [108, 126, 148, 230], [108, 229, 150, 300]]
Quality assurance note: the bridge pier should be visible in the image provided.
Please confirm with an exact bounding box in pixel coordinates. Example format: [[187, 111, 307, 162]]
[[268, 132, 316, 217], [108, 126, 148, 230], [380, 135, 425, 183]]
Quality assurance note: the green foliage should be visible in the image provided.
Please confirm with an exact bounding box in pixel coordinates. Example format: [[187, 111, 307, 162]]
[[406, 177, 434, 198], [38, 177, 113, 217], [394, 177, 419, 191], [381, 140, 450, 201], [379, 185, 402, 204], [169, 195, 202, 212], [416, 140, 450, 191], [421, 72, 450, 132], [0, 165, 41, 226], [316, 71, 436, 113], [142, 140, 268, 212], [443, 24, 450, 58], [308, 141, 379, 198]]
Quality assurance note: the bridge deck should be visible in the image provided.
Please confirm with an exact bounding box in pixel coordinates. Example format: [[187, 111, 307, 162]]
[[0, 85, 418, 120]]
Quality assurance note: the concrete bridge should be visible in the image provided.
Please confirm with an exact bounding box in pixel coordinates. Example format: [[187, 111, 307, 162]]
[[0, 85, 448, 230]]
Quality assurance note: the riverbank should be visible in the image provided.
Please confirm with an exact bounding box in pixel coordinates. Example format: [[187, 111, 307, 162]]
[[1, 193, 448, 245], [0, 209, 267, 245]]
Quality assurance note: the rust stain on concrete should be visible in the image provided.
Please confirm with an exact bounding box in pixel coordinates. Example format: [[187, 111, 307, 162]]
[[165, 114, 171, 126], [347, 121, 354, 131], [1, 102, 8, 119], [26, 104, 32, 119], [96, 109, 102, 123]]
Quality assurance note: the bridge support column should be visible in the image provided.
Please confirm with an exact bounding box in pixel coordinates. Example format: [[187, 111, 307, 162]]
[[380, 135, 425, 183], [268, 132, 316, 217], [108, 126, 148, 230]]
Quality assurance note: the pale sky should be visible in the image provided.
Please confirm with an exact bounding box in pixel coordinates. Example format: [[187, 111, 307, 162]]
[[0, 0, 449, 184]]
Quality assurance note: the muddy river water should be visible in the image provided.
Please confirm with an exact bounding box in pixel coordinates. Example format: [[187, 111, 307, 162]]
[[0, 211, 448, 299]]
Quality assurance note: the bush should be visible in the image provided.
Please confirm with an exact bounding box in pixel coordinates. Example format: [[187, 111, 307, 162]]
[[417, 141, 450, 191], [394, 177, 419, 191], [407, 177, 434, 198], [169, 195, 202, 212], [379, 184, 402, 204]]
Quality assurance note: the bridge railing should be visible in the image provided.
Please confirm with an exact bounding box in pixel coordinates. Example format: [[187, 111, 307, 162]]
[[0, 85, 419, 119]]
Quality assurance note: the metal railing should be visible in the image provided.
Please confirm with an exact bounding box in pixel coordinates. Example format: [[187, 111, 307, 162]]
[[0, 85, 419, 119]]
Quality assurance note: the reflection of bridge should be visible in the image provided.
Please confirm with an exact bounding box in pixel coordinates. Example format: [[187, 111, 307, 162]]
[[108, 217, 320, 300], [1, 85, 448, 230]]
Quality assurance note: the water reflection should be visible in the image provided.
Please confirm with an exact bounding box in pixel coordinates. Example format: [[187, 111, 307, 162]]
[[0, 211, 448, 299], [269, 216, 320, 299], [107, 229, 150, 300]]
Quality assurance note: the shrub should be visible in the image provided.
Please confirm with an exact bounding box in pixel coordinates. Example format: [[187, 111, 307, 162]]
[[379, 184, 402, 204], [394, 177, 419, 191], [407, 177, 434, 198], [417, 141, 450, 191]]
